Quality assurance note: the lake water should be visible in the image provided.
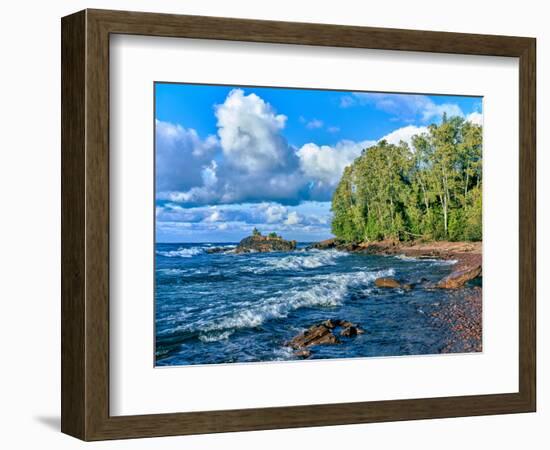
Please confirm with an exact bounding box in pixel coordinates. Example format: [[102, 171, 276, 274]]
[[155, 242, 474, 366]]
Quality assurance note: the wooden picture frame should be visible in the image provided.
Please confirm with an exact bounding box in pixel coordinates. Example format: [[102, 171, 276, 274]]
[[61, 8, 536, 441]]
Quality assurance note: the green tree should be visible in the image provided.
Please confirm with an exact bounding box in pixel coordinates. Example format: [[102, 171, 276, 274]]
[[331, 117, 482, 243]]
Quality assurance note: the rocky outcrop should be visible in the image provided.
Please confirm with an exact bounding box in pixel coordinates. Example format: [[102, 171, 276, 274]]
[[306, 238, 339, 250], [374, 277, 413, 290], [287, 319, 365, 358], [235, 235, 297, 254], [205, 247, 232, 254]]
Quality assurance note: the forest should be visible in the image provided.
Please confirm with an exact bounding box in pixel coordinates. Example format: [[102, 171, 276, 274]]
[[331, 115, 482, 243]]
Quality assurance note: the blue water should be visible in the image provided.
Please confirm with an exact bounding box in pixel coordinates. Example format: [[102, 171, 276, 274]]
[[155, 243, 471, 366]]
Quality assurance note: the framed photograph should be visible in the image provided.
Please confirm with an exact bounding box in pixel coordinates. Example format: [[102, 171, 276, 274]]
[[61, 9, 536, 440]]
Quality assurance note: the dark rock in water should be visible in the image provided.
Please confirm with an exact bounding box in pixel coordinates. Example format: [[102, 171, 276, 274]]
[[307, 238, 338, 250], [322, 318, 340, 329], [288, 319, 364, 350], [294, 349, 312, 358], [436, 264, 482, 289], [374, 277, 402, 288], [340, 325, 365, 337], [205, 247, 230, 254], [288, 324, 340, 349], [235, 234, 297, 254]]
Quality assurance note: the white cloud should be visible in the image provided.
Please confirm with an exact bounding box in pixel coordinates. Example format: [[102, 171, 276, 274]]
[[204, 208, 222, 223], [284, 211, 302, 225], [201, 160, 218, 187], [341, 92, 467, 124], [156, 120, 219, 157], [306, 119, 324, 129], [339, 95, 355, 108], [155, 120, 219, 192], [215, 89, 290, 173], [297, 139, 375, 187], [466, 111, 483, 126], [421, 102, 464, 122], [380, 125, 429, 147], [261, 203, 288, 223], [327, 126, 340, 133]]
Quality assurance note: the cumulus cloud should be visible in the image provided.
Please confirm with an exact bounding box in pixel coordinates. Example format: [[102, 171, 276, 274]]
[[261, 203, 288, 223], [466, 111, 483, 126], [297, 139, 375, 188], [327, 126, 340, 133], [284, 211, 302, 225], [380, 125, 429, 147], [421, 102, 463, 122], [204, 208, 222, 223], [340, 92, 468, 124], [215, 89, 292, 173], [155, 120, 219, 192]]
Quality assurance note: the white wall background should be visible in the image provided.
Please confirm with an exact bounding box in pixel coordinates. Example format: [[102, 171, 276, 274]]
[[0, 1, 546, 448]]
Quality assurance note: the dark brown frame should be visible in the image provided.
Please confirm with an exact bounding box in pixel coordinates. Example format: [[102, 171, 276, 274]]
[[61, 9, 536, 441]]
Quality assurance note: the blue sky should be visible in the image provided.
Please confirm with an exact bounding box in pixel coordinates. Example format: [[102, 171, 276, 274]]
[[155, 83, 482, 243]]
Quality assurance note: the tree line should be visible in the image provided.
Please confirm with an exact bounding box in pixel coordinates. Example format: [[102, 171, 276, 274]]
[[331, 115, 482, 243]]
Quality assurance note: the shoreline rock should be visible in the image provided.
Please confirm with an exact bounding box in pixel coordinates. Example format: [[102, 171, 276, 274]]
[[374, 277, 413, 290], [436, 261, 482, 289]]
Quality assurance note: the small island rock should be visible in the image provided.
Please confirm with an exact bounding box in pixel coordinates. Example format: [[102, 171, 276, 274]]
[[235, 233, 296, 254]]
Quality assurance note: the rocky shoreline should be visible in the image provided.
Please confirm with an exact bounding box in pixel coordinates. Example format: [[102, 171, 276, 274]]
[[295, 238, 483, 357], [310, 238, 482, 289]]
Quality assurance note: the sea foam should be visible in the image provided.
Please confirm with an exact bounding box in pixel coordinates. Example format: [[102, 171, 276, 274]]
[[188, 267, 395, 341], [250, 249, 348, 273], [156, 247, 203, 258]]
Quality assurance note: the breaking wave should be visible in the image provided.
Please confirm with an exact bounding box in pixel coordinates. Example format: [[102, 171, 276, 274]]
[[160, 267, 394, 342], [156, 247, 203, 258], [250, 249, 348, 273]]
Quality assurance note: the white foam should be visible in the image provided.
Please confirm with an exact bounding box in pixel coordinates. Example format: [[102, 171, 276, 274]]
[[198, 330, 233, 342], [272, 346, 296, 361], [156, 247, 203, 258], [250, 249, 348, 273], [191, 267, 395, 339], [157, 268, 188, 275]]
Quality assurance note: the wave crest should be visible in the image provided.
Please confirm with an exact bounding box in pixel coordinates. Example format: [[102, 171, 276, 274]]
[[250, 249, 348, 273], [185, 267, 394, 341], [156, 247, 203, 258]]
